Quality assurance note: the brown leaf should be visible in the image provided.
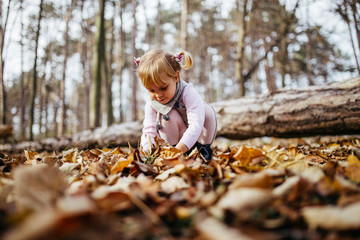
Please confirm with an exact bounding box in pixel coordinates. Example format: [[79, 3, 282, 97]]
[[216, 187, 272, 213], [110, 157, 132, 175], [196, 216, 253, 240], [345, 154, 360, 182], [13, 164, 68, 212], [302, 202, 360, 230]]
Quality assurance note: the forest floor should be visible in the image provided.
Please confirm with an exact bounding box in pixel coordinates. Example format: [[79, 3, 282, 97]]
[[0, 135, 360, 239]]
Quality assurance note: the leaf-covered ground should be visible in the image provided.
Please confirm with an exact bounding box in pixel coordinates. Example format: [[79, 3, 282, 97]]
[[0, 136, 360, 240]]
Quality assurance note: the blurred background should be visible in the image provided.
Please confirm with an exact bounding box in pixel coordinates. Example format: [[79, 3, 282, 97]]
[[0, 0, 358, 141]]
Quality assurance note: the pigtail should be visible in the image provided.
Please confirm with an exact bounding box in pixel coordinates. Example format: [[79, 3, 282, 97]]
[[176, 51, 193, 70]]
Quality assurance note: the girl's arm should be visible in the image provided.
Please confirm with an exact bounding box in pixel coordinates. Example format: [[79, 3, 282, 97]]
[[178, 84, 205, 150], [140, 99, 158, 151]]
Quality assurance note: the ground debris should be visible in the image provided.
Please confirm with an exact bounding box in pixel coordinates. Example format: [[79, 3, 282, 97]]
[[0, 136, 359, 239]]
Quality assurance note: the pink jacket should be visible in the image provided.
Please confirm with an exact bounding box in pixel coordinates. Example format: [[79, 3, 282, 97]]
[[141, 83, 205, 151]]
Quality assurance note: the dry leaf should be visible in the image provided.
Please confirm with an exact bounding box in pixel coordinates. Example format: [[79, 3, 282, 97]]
[[13, 164, 68, 211], [345, 154, 360, 182], [216, 187, 272, 212], [110, 157, 132, 175], [302, 202, 360, 230], [233, 145, 264, 165], [160, 176, 189, 194], [196, 216, 253, 240]]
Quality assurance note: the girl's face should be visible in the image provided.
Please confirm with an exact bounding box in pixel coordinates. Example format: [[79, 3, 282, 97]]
[[145, 71, 180, 104]]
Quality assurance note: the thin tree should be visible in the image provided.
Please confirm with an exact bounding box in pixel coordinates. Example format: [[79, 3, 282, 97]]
[[235, 0, 249, 97], [242, 0, 300, 86], [105, 1, 115, 126], [29, 0, 44, 141], [155, 0, 161, 47], [180, 0, 189, 82], [130, 0, 138, 121], [305, 0, 314, 85], [336, 1, 360, 74], [0, 0, 11, 124], [19, 0, 26, 139], [59, 0, 74, 136], [117, 0, 125, 122], [90, 0, 106, 128]]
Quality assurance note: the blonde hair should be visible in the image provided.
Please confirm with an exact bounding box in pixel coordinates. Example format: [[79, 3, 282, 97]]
[[137, 49, 193, 88]]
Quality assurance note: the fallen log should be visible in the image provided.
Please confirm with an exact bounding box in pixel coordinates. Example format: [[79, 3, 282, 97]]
[[1, 78, 359, 153], [212, 77, 360, 139], [0, 125, 13, 138], [0, 122, 143, 153]]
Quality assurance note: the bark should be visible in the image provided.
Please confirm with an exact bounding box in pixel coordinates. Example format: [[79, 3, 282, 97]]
[[235, 0, 248, 97], [180, 0, 189, 82], [0, 122, 142, 153], [130, 0, 138, 121], [117, 0, 124, 122], [0, 124, 12, 138], [106, 2, 116, 126], [29, 0, 44, 141], [19, 0, 26, 140], [59, 1, 73, 136], [80, 0, 91, 130], [213, 78, 360, 139], [90, 0, 106, 128], [155, 0, 161, 47], [0, 0, 11, 124]]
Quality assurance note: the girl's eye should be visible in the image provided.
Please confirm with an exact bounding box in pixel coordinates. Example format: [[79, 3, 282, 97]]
[[160, 86, 168, 91]]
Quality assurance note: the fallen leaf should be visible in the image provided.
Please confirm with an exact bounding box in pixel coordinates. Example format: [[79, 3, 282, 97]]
[[196, 216, 253, 240], [345, 154, 360, 182], [13, 164, 68, 212], [160, 176, 189, 194], [216, 187, 272, 213], [110, 157, 132, 175], [302, 202, 360, 230]]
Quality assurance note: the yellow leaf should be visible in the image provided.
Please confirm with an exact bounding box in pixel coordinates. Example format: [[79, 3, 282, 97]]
[[63, 150, 77, 163], [233, 145, 264, 165], [345, 154, 360, 182], [110, 151, 134, 175], [24, 150, 38, 161]]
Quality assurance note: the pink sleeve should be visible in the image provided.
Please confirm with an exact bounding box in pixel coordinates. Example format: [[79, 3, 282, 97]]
[[140, 99, 158, 151], [179, 84, 205, 149]]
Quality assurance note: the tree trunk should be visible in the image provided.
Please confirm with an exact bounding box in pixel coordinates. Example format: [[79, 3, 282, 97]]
[[90, 0, 106, 128], [59, 1, 72, 136], [180, 0, 189, 82], [29, 0, 44, 141], [213, 78, 360, 139], [349, 1, 360, 61], [235, 0, 248, 97], [19, 0, 26, 140], [0, 0, 11, 125], [130, 0, 138, 121], [0, 124, 12, 138], [80, 0, 90, 130], [347, 0, 360, 74], [155, 0, 161, 47], [117, 0, 125, 123], [106, 2, 115, 126]]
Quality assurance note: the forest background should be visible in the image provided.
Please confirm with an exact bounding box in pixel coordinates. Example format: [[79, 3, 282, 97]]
[[0, 0, 359, 142]]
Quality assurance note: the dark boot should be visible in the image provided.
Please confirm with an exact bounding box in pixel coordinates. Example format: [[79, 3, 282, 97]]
[[186, 142, 213, 162]]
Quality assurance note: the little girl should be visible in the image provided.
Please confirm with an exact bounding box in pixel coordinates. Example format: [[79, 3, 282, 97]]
[[134, 49, 217, 161]]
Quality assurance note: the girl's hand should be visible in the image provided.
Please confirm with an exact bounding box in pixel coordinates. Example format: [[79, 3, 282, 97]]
[[175, 142, 188, 153]]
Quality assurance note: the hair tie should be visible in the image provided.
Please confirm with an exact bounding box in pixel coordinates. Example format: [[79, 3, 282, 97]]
[[134, 57, 141, 66], [174, 53, 184, 63]]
